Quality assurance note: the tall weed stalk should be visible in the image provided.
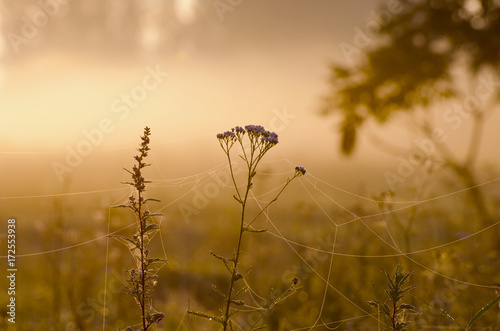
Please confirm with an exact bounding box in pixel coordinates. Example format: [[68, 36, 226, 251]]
[[113, 127, 167, 331], [189, 125, 306, 330]]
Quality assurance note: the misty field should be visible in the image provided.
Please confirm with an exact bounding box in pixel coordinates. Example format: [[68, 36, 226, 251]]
[[2, 0, 500, 330], [1, 123, 499, 331]]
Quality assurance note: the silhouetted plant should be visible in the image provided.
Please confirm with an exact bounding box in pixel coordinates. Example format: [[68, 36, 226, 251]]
[[112, 126, 167, 331], [189, 125, 305, 330], [368, 264, 417, 331]]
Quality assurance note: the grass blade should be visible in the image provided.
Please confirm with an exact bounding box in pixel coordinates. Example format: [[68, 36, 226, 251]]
[[415, 295, 463, 329], [465, 295, 500, 330]]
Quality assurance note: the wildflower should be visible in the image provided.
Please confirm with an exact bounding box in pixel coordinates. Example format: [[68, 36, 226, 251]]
[[191, 124, 303, 330], [232, 126, 245, 134], [216, 131, 236, 141], [217, 130, 237, 153], [261, 135, 279, 145], [295, 166, 306, 176], [245, 124, 265, 134]]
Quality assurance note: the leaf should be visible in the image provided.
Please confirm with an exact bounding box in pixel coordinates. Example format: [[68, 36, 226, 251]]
[[144, 224, 160, 232], [187, 310, 223, 324], [122, 168, 134, 175], [231, 299, 245, 306], [210, 251, 235, 274], [465, 295, 500, 330], [399, 303, 418, 313], [210, 250, 226, 260], [385, 268, 395, 287], [367, 299, 390, 318], [400, 285, 417, 293], [244, 227, 267, 233], [367, 300, 379, 309], [212, 284, 227, 299], [396, 320, 410, 330], [147, 257, 168, 266], [146, 312, 164, 325], [112, 204, 133, 210], [382, 303, 391, 317], [144, 198, 161, 203]]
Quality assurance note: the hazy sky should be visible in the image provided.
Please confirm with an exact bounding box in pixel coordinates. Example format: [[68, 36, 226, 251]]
[[0, 1, 377, 181], [1, 0, 499, 196], [0, 0, 376, 150]]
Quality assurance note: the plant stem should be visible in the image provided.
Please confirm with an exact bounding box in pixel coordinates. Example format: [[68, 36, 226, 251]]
[[392, 300, 397, 330], [138, 190, 147, 331], [223, 160, 253, 330], [226, 152, 241, 201], [246, 176, 294, 229]]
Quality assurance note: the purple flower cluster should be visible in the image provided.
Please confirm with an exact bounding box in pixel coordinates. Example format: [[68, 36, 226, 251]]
[[244, 125, 265, 134], [295, 166, 306, 175], [232, 126, 245, 134], [217, 125, 279, 145], [261, 133, 278, 144], [245, 125, 279, 145], [216, 131, 236, 141]]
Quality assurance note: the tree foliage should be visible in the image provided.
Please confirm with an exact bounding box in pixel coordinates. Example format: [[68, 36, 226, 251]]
[[323, 0, 500, 155]]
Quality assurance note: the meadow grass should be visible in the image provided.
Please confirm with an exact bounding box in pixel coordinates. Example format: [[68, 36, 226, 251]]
[[8, 126, 500, 331]]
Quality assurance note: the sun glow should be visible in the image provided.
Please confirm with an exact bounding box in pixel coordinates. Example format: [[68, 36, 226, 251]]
[[174, 0, 198, 25]]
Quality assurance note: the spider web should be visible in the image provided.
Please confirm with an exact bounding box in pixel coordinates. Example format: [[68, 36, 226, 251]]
[[1, 139, 499, 330]]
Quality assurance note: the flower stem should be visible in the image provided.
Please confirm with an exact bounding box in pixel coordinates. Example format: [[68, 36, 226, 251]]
[[139, 193, 147, 331], [223, 159, 253, 330]]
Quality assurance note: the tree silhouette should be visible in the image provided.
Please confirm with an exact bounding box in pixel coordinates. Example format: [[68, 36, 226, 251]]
[[322, 0, 500, 225]]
